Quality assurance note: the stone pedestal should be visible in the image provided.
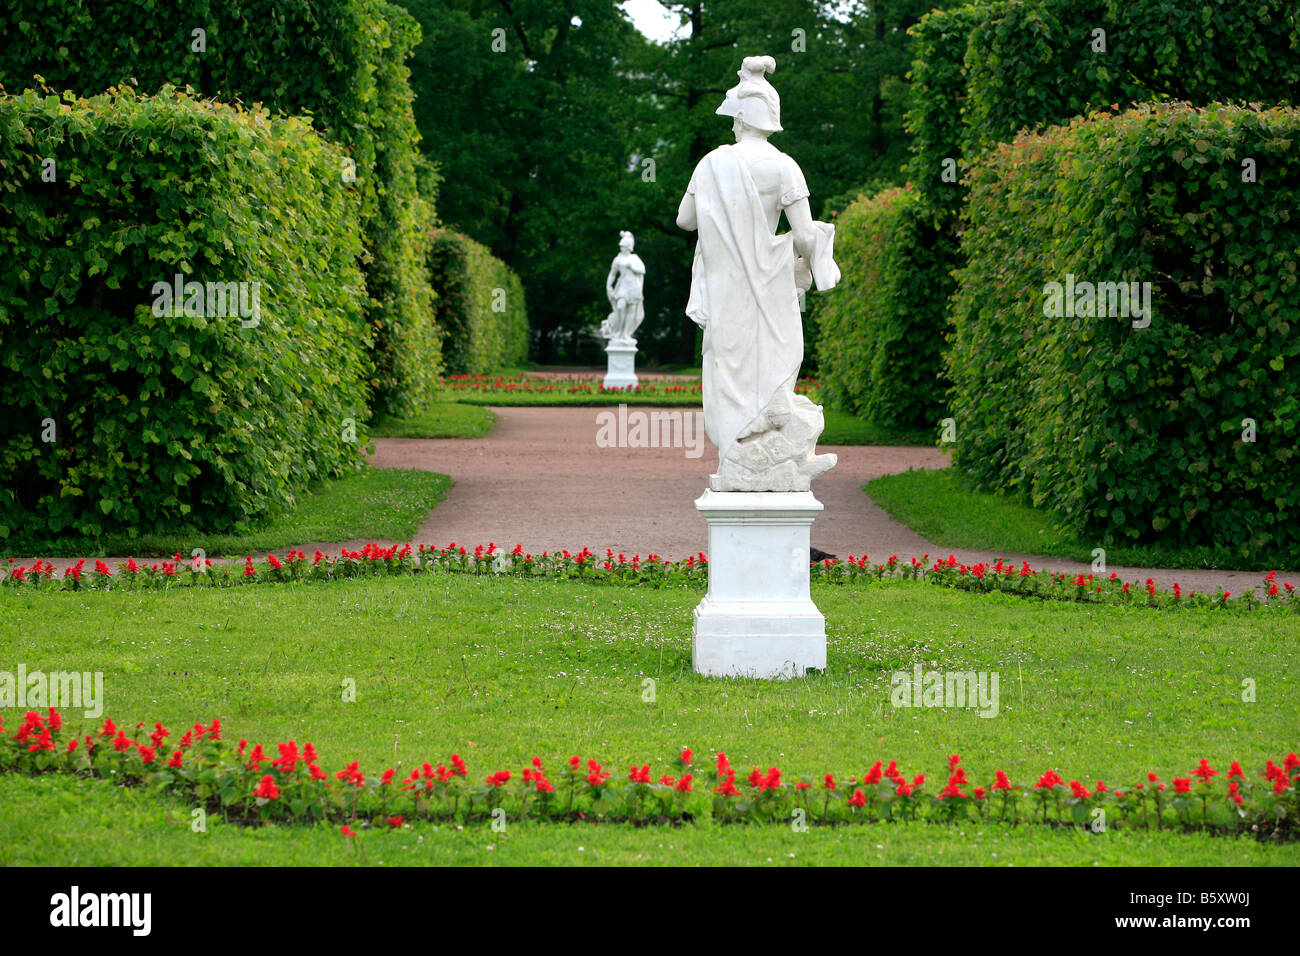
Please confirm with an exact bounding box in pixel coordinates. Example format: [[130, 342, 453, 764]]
[[692, 488, 826, 679], [603, 342, 638, 389]]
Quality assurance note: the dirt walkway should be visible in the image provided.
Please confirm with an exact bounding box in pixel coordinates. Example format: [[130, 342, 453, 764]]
[[367, 406, 1290, 595], [14, 405, 1293, 594]]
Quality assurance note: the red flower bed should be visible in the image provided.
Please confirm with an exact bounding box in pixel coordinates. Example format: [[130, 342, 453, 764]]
[[3, 709, 1296, 838], [3, 544, 1295, 612]]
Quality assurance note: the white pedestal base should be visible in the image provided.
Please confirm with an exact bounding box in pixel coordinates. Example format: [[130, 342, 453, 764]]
[[692, 488, 827, 679], [603, 343, 638, 389]]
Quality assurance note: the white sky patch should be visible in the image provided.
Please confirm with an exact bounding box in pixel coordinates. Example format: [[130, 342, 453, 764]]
[[620, 0, 688, 43]]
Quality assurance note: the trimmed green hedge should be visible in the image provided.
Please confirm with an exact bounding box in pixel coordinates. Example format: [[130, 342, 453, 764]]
[[962, 0, 1300, 160], [907, 1, 1300, 203], [903, 3, 990, 210], [815, 188, 954, 431], [428, 229, 529, 376], [0, 0, 438, 416], [0, 88, 371, 541], [950, 102, 1300, 563]]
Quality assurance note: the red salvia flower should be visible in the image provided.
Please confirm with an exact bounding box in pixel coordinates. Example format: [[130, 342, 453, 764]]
[[246, 744, 270, 770], [336, 761, 365, 786], [713, 774, 741, 797]]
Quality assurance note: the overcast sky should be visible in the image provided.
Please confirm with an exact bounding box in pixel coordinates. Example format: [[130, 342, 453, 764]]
[[619, 0, 686, 42]]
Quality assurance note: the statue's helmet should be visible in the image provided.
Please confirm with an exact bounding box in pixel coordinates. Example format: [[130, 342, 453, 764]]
[[618, 230, 634, 250], [716, 55, 782, 133]]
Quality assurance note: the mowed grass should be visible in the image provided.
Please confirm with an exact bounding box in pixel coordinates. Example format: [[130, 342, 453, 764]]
[[866, 468, 1284, 571], [0, 574, 1295, 865], [442, 387, 706, 407], [370, 401, 497, 439], [3, 468, 451, 559], [1, 773, 1286, 866], [374, 398, 926, 448], [822, 409, 932, 447]]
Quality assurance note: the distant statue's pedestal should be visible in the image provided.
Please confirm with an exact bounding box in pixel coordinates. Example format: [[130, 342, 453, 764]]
[[692, 489, 826, 679], [603, 341, 638, 389]]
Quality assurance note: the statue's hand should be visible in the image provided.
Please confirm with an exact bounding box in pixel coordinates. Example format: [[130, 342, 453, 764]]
[[793, 256, 813, 293]]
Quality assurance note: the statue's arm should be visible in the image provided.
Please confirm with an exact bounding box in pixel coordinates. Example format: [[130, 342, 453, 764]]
[[676, 192, 697, 231], [785, 196, 817, 259]]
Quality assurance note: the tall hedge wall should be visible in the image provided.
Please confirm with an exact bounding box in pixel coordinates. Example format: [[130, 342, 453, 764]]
[[815, 188, 954, 430], [903, 2, 990, 210], [950, 103, 1300, 563], [961, 0, 1300, 161], [428, 229, 530, 376], [851, 0, 1300, 448], [907, 0, 1300, 203], [0, 0, 438, 416], [0, 88, 371, 541]]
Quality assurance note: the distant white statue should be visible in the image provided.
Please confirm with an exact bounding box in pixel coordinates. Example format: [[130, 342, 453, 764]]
[[676, 55, 839, 492], [599, 230, 645, 346]]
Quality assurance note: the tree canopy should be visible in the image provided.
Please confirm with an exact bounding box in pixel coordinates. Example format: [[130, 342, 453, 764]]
[[399, 0, 939, 364]]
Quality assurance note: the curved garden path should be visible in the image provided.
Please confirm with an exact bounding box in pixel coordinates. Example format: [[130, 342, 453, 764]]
[[369, 406, 1292, 595], [18, 404, 1292, 595]]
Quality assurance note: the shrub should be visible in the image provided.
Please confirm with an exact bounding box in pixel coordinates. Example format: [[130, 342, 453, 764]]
[[0, 0, 439, 416], [428, 229, 529, 376], [950, 102, 1300, 563], [815, 188, 954, 430], [0, 87, 371, 541], [962, 0, 1300, 161], [904, 3, 992, 210], [907, 1, 1300, 198]]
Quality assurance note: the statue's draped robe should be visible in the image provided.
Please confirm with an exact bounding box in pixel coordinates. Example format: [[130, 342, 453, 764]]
[[686, 145, 806, 466], [610, 253, 645, 339]]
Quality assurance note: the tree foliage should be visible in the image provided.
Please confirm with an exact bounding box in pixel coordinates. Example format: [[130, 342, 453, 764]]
[[400, 0, 936, 364]]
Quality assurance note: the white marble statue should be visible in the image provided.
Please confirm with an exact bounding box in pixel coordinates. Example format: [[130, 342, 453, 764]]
[[676, 55, 840, 493], [599, 230, 646, 346]]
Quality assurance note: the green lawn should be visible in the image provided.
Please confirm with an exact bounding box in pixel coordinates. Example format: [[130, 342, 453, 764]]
[[2, 574, 1294, 865], [0, 773, 1284, 865], [822, 409, 932, 447], [867, 468, 1278, 571], [371, 397, 927, 448], [443, 386, 706, 407], [370, 401, 497, 439], [3, 467, 451, 559]]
